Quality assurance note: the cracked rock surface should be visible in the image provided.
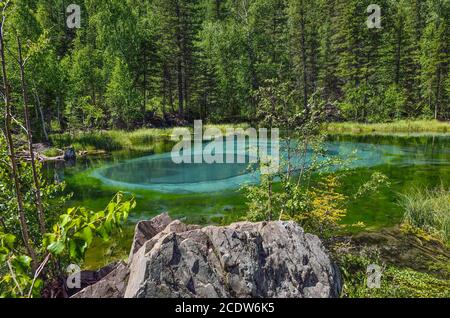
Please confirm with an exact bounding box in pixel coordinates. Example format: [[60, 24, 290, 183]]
[[73, 214, 342, 298]]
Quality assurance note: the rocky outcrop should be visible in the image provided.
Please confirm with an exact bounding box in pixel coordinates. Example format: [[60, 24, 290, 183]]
[[71, 262, 129, 298], [67, 261, 121, 297], [128, 213, 173, 259], [73, 214, 342, 298]]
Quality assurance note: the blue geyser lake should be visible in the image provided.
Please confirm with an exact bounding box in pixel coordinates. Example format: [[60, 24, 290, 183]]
[[55, 134, 449, 267], [89, 136, 450, 193]]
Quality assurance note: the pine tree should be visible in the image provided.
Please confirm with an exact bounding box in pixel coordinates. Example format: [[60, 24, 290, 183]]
[[419, 0, 450, 120], [105, 58, 140, 129]]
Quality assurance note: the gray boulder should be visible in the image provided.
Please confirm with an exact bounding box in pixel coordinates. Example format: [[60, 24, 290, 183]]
[[125, 218, 341, 298], [73, 215, 341, 298]]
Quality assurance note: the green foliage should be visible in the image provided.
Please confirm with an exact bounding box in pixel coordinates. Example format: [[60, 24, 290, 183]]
[[399, 185, 450, 245], [1, 0, 449, 299], [42, 148, 61, 158], [337, 252, 450, 298], [43, 192, 135, 262], [1, 131, 135, 297], [243, 83, 392, 237], [243, 80, 352, 236], [0, 231, 42, 298], [354, 172, 391, 198], [418, 3, 450, 119], [0, 193, 135, 297], [49, 124, 249, 152], [0, 135, 68, 241], [105, 58, 141, 129]]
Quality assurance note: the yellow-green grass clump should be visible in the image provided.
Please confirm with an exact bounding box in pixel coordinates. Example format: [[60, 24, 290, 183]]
[[399, 186, 450, 245]]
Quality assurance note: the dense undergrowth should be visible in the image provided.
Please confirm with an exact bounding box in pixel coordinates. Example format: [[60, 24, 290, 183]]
[[337, 252, 450, 298]]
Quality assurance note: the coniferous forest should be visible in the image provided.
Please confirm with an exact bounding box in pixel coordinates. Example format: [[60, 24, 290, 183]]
[[0, 0, 450, 300], [1, 0, 449, 137]]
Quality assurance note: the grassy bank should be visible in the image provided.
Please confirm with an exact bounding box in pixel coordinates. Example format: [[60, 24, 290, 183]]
[[326, 120, 450, 135], [50, 124, 249, 153], [50, 128, 174, 152], [50, 121, 449, 153]]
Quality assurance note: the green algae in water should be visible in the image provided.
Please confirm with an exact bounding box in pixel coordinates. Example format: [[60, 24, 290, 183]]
[[47, 134, 450, 268]]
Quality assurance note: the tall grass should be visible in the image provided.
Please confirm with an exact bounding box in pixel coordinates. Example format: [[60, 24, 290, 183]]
[[326, 120, 450, 134], [51, 131, 126, 152], [49, 124, 249, 152], [50, 129, 173, 152], [399, 186, 450, 244]]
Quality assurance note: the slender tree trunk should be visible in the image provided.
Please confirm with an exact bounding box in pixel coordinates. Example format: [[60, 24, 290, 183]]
[[247, 33, 258, 108], [175, 0, 184, 117], [177, 59, 184, 116], [435, 67, 441, 120], [56, 96, 60, 129], [162, 74, 167, 117], [395, 28, 402, 85], [90, 81, 96, 109], [215, 0, 221, 20], [17, 36, 46, 234], [268, 177, 272, 221], [182, 59, 188, 116], [0, 17, 36, 266], [142, 44, 147, 125], [32, 87, 48, 142], [299, 6, 308, 113], [166, 65, 175, 113]]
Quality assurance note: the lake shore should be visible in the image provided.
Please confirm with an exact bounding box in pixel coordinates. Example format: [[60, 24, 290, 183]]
[[325, 120, 450, 135], [49, 120, 450, 155], [46, 129, 450, 298]]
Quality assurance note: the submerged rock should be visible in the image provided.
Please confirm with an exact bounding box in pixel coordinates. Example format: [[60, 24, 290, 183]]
[[73, 214, 342, 298], [63, 147, 76, 161]]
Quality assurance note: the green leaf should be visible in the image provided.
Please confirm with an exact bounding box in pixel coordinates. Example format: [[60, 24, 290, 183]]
[[42, 233, 57, 248], [1, 234, 16, 249], [47, 240, 65, 255], [68, 239, 87, 261], [74, 227, 93, 246], [0, 248, 8, 263], [11, 255, 31, 273], [59, 214, 71, 227]]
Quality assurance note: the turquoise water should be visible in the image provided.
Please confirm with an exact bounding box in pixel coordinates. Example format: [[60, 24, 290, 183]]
[[88, 137, 449, 193], [49, 134, 450, 268], [49, 134, 450, 227]]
